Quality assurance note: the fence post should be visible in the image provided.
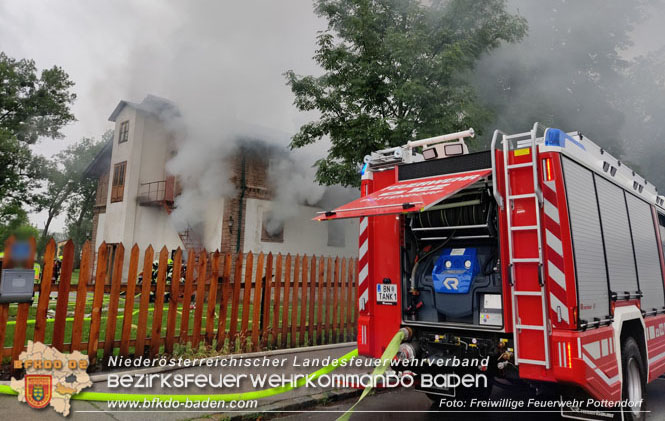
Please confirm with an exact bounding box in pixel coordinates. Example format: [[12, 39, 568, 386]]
[[134, 245, 154, 357], [280, 254, 292, 348], [104, 243, 124, 359], [260, 253, 273, 348], [251, 252, 264, 352], [192, 250, 208, 349], [88, 242, 109, 365], [119, 245, 140, 356], [72, 241, 93, 352], [150, 246, 169, 357], [205, 251, 221, 344], [179, 250, 196, 345], [271, 254, 283, 348], [216, 253, 232, 350], [165, 248, 182, 354], [33, 239, 56, 344]]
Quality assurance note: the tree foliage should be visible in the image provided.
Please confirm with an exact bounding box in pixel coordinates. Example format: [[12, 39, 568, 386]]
[[0, 52, 76, 211], [34, 135, 106, 253], [472, 0, 648, 157], [0, 202, 38, 248], [286, 0, 527, 186]]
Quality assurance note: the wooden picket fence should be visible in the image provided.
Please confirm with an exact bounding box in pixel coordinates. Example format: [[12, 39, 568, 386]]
[[0, 237, 357, 368]]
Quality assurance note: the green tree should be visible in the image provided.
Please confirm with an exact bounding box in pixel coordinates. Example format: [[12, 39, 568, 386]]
[[34, 136, 105, 254], [0, 203, 39, 248], [472, 0, 648, 156], [0, 52, 76, 208], [65, 131, 111, 259], [286, 0, 527, 187]]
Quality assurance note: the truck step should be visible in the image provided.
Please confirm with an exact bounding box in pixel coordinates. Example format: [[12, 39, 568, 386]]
[[510, 225, 538, 231], [516, 358, 549, 366], [507, 162, 534, 169], [511, 257, 541, 263], [509, 193, 537, 200], [516, 324, 546, 331], [513, 291, 544, 296]]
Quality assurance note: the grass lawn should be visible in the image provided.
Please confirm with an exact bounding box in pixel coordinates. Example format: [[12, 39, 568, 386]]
[[2, 290, 353, 363]]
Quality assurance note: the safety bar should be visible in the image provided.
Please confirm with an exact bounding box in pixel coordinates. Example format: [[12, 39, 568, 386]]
[[406, 128, 475, 149], [490, 129, 506, 209]]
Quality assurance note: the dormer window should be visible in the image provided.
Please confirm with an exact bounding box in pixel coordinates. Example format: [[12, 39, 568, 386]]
[[119, 121, 129, 143]]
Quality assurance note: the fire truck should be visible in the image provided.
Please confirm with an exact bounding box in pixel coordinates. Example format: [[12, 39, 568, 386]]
[[316, 123, 665, 420]]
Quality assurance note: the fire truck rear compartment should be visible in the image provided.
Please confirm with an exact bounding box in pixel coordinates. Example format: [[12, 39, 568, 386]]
[[403, 186, 502, 327]]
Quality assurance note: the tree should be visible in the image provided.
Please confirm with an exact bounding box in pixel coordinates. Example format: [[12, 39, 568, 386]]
[[0, 52, 76, 207], [472, 0, 648, 157], [286, 0, 527, 186], [34, 136, 106, 254], [0, 203, 39, 247], [65, 131, 111, 259]]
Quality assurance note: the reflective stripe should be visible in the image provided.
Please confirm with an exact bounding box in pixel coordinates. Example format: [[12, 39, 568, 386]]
[[359, 264, 368, 285], [548, 261, 566, 291], [359, 289, 368, 311], [550, 292, 570, 323], [544, 199, 560, 224], [359, 217, 368, 234], [582, 354, 620, 385], [359, 239, 368, 260], [546, 229, 563, 257], [583, 341, 601, 360]]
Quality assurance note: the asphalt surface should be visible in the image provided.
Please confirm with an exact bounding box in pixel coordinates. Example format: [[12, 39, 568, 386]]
[[276, 378, 665, 421], [0, 344, 361, 420]]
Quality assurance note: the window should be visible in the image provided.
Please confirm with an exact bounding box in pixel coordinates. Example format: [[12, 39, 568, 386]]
[[111, 161, 127, 203], [118, 121, 129, 143], [261, 211, 284, 243]]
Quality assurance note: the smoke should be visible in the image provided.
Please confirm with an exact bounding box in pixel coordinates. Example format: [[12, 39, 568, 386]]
[[96, 1, 350, 239], [473, 0, 665, 189], [265, 151, 327, 235]]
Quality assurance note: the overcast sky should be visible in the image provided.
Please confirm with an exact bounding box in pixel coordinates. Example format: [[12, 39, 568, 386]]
[[0, 0, 327, 232]]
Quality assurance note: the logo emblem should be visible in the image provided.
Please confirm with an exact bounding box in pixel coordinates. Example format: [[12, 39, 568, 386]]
[[443, 277, 459, 290], [25, 375, 52, 409]]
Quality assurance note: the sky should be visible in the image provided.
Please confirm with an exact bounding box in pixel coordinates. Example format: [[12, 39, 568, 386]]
[[0, 0, 328, 232], [1, 0, 664, 233]]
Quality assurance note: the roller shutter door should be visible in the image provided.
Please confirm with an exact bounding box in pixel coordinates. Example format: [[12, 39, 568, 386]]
[[562, 158, 610, 322], [594, 175, 639, 295], [625, 194, 665, 312]]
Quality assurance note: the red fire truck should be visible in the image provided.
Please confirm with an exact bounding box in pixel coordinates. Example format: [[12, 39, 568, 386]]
[[317, 123, 665, 420]]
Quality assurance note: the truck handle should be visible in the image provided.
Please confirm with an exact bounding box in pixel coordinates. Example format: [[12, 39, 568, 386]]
[[538, 263, 545, 286], [490, 129, 506, 210]]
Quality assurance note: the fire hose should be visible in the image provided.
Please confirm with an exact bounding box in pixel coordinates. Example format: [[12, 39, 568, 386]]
[[0, 330, 406, 420]]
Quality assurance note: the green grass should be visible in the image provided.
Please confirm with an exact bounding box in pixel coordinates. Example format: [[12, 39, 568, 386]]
[[2, 288, 356, 364]]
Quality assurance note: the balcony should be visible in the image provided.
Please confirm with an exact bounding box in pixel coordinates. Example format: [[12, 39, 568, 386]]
[[138, 176, 175, 207]]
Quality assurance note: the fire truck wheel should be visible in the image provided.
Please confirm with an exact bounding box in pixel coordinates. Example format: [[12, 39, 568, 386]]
[[621, 336, 647, 421]]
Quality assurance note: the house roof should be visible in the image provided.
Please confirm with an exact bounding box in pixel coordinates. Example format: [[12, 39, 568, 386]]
[[108, 94, 180, 122], [82, 140, 113, 178]]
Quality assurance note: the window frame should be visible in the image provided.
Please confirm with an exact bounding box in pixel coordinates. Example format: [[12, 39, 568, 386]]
[[260, 211, 284, 243], [110, 161, 127, 203], [118, 120, 130, 144]]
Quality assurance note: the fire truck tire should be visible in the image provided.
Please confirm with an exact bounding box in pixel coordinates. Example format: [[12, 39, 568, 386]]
[[620, 336, 647, 421]]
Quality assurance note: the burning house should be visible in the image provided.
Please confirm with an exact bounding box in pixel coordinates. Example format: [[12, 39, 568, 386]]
[[84, 95, 358, 258]]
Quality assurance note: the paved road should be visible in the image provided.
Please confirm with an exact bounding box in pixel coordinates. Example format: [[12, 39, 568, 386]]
[[276, 378, 665, 421], [0, 344, 360, 420]]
